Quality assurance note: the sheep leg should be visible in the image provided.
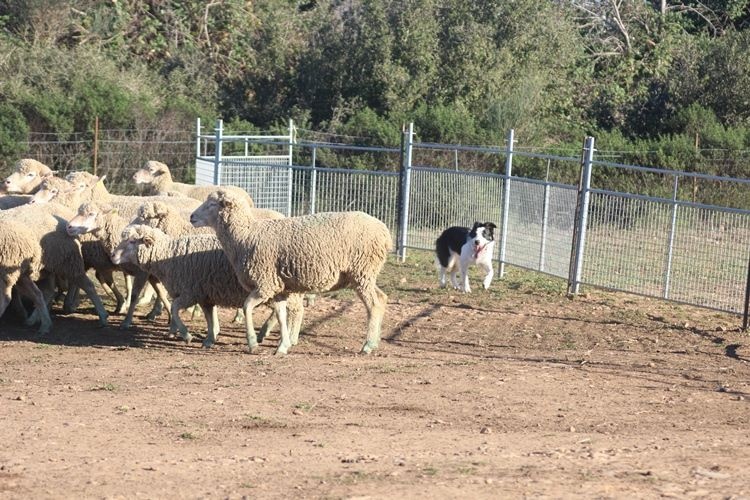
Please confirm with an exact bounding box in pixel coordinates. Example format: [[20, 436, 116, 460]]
[[242, 292, 266, 353], [121, 274, 135, 313], [257, 311, 277, 344], [15, 276, 52, 335], [0, 284, 12, 320], [145, 278, 172, 323], [168, 296, 192, 343], [356, 284, 388, 354], [232, 308, 244, 324], [62, 285, 80, 313], [10, 289, 29, 322], [94, 269, 125, 314], [288, 293, 305, 346], [120, 272, 149, 329], [27, 274, 56, 326], [136, 281, 156, 307], [75, 274, 108, 326], [272, 298, 291, 356], [201, 304, 220, 348]]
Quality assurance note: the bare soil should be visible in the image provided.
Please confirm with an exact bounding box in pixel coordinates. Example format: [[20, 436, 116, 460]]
[[1, 254, 749, 499]]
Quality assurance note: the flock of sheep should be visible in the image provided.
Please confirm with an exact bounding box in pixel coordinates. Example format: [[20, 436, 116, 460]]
[[0, 158, 393, 355]]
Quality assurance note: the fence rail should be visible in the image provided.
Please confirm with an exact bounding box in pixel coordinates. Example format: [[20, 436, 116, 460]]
[[199, 119, 750, 322]]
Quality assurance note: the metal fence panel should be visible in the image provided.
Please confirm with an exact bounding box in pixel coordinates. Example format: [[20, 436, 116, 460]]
[[310, 168, 400, 247], [406, 168, 504, 255], [582, 193, 672, 297], [219, 159, 290, 215], [667, 206, 750, 313]]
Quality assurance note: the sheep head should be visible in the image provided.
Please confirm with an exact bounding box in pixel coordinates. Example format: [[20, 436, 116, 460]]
[[110, 224, 162, 265], [133, 160, 170, 185], [66, 202, 116, 236], [191, 190, 232, 228], [4, 159, 55, 194], [29, 176, 72, 204]]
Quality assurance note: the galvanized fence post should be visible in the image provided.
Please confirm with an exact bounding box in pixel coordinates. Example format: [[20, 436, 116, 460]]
[[540, 163, 551, 272], [743, 253, 750, 331], [663, 175, 679, 298], [568, 136, 595, 295], [398, 123, 414, 262], [498, 129, 514, 278], [195, 118, 201, 160], [287, 119, 294, 217], [213, 119, 223, 186], [309, 146, 317, 215]]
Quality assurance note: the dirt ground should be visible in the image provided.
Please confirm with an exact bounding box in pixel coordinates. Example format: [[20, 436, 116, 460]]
[[1, 254, 749, 499]]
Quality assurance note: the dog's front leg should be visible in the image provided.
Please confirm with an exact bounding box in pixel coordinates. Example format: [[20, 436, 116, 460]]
[[460, 263, 471, 293], [480, 262, 494, 290]]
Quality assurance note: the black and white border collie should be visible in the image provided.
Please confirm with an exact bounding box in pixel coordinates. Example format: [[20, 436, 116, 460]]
[[435, 222, 497, 292]]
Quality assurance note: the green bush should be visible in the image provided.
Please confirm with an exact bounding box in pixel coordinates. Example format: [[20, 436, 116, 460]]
[[0, 102, 29, 164]]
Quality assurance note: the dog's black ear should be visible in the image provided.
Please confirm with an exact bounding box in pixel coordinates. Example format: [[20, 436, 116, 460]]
[[471, 221, 482, 230], [485, 222, 497, 229]]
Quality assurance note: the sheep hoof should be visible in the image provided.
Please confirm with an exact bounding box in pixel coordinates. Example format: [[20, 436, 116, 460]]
[[274, 347, 288, 356], [201, 340, 214, 349], [360, 341, 378, 354], [247, 343, 259, 354], [119, 321, 132, 330], [182, 333, 193, 344]]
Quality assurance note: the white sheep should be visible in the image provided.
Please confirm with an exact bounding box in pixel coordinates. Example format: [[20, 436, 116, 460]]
[[0, 202, 109, 328], [132, 160, 255, 205], [66, 202, 173, 330], [0, 219, 52, 334], [111, 224, 305, 348], [28, 175, 130, 314], [133, 200, 293, 326], [3, 159, 54, 194], [190, 190, 392, 355]]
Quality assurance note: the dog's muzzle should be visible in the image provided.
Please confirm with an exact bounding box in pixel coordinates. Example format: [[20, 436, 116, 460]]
[[473, 241, 486, 258]]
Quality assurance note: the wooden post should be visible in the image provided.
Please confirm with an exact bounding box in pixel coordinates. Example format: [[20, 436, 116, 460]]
[[93, 116, 99, 176]]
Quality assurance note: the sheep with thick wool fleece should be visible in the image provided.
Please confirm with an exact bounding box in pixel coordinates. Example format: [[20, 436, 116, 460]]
[[133, 200, 287, 327], [190, 190, 392, 355], [111, 224, 304, 348], [0, 202, 109, 329], [3, 159, 54, 194], [66, 202, 173, 330], [0, 219, 52, 334], [133, 160, 255, 205]]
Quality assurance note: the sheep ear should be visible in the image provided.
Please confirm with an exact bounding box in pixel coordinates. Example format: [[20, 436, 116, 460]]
[[142, 234, 155, 247], [94, 175, 107, 186]]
